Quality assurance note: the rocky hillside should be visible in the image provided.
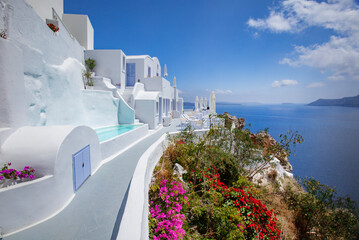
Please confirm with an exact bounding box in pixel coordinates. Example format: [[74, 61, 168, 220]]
[[308, 94, 359, 107]]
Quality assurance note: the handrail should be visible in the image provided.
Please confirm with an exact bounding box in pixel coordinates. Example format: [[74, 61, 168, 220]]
[[52, 8, 79, 45]]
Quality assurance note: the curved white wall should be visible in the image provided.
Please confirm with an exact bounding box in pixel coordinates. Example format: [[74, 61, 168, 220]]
[[0, 125, 101, 236]]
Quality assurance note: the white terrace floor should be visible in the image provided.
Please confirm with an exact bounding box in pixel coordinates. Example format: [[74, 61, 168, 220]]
[[4, 119, 181, 240]]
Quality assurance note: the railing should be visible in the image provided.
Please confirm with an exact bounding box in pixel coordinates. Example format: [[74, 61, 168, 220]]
[[51, 8, 79, 45]]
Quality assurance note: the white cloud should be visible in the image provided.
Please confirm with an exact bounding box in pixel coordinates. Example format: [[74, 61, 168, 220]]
[[248, 0, 359, 81], [271, 79, 299, 88], [177, 89, 185, 94], [212, 89, 233, 94], [248, 12, 297, 32], [306, 82, 325, 88]]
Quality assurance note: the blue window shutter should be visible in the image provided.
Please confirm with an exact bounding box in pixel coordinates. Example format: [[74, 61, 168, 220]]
[[126, 63, 136, 86]]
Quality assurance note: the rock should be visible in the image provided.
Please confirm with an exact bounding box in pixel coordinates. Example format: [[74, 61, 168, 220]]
[[252, 157, 294, 190], [250, 131, 293, 173], [221, 112, 245, 130], [173, 163, 187, 182]]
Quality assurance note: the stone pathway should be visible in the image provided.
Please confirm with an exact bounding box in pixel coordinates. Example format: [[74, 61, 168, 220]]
[[4, 120, 180, 240]]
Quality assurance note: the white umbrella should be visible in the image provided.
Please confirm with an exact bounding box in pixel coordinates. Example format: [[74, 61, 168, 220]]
[[195, 96, 199, 112], [173, 76, 176, 88], [200, 97, 203, 110], [204, 97, 207, 109], [164, 64, 168, 77], [211, 91, 216, 114]]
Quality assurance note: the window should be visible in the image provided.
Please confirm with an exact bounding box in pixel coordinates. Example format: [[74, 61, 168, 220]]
[[156, 101, 159, 114], [148, 67, 151, 78], [122, 56, 126, 72]]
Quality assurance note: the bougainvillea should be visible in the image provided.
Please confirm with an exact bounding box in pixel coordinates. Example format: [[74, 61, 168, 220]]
[[0, 163, 35, 181], [149, 179, 188, 240], [195, 165, 281, 239], [47, 23, 59, 32]]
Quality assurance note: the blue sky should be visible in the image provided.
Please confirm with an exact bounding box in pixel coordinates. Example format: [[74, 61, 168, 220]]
[[65, 0, 359, 103]]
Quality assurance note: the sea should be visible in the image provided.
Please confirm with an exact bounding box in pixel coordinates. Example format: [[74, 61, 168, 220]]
[[215, 104, 359, 202]]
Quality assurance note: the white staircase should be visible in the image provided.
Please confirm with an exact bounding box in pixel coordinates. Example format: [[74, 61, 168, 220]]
[[121, 88, 134, 106]]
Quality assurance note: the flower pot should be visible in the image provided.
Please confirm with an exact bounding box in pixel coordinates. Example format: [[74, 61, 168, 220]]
[[90, 72, 95, 77], [86, 86, 94, 90]]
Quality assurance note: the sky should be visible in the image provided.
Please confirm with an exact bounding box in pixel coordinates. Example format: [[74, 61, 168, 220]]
[[65, 0, 359, 104]]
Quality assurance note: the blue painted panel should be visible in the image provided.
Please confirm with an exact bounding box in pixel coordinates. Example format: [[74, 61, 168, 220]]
[[73, 151, 83, 191], [83, 145, 91, 180], [126, 63, 136, 86], [73, 145, 91, 191]]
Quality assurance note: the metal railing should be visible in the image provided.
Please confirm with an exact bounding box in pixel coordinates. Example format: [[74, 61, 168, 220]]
[[52, 7, 79, 44]]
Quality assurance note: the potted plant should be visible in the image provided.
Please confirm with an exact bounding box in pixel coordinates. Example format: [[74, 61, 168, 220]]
[[85, 58, 96, 77], [83, 69, 94, 90], [46, 19, 59, 33]]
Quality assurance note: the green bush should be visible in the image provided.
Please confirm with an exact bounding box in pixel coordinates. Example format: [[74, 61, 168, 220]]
[[287, 177, 359, 239]]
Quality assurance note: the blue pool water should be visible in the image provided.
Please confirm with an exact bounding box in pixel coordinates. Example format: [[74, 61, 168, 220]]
[[217, 104, 359, 201], [95, 124, 143, 142]]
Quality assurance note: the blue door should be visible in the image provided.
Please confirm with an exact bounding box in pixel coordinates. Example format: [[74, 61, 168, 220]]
[[126, 63, 136, 87], [73, 145, 91, 191], [159, 97, 162, 124]]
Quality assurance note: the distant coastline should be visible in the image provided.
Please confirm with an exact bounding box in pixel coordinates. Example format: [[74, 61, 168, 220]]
[[184, 102, 242, 107], [308, 94, 359, 108]]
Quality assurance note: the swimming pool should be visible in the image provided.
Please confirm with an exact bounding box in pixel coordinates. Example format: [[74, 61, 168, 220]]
[[95, 124, 143, 142]]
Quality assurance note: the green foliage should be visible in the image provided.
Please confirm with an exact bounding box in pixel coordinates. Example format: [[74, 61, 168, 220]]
[[82, 69, 94, 87], [85, 58, 96, 71], [153, 122, 358, 239], [286, 177, 359, 239]]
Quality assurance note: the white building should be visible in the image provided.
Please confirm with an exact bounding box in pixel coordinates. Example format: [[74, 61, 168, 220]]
[[84, 51, 184, 129], [0, 0, 182, 236]]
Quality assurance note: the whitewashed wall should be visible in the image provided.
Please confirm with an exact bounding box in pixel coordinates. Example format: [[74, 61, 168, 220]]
[[0, 39, 27, 127], [85, 50, 126, 90], [62, 14, 94, 50], [126, 55, 161, 80], [0, 0, 124, 127], [26, 0, 63, 21]]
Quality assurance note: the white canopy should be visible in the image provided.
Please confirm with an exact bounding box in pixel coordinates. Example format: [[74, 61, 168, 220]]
[[195, 96, 199, 112], [210, 91, 216, 114], [164, 64, 168, 77]]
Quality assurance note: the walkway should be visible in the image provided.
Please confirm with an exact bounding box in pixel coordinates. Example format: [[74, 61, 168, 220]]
[[4, 120, 181, 240]]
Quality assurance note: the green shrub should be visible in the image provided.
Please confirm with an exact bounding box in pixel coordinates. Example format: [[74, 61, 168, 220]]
[[287, 177, 359, 239]]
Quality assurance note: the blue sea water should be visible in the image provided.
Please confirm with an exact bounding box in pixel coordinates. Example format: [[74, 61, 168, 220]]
[[217, 104, 359, 201]]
